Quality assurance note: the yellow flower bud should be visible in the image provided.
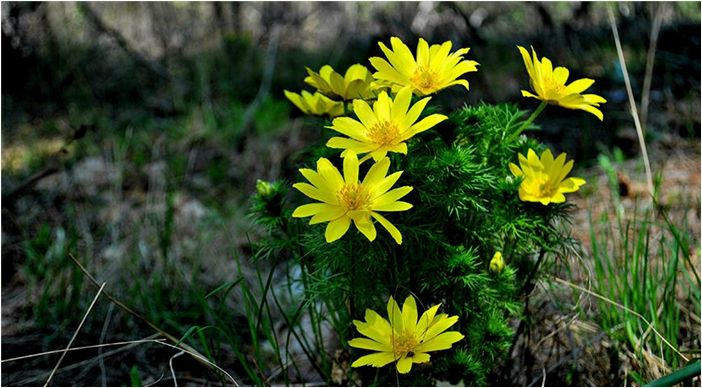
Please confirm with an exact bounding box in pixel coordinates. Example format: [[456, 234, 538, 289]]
[[490, 251, 505, 274], [256, 179, 274, 198]]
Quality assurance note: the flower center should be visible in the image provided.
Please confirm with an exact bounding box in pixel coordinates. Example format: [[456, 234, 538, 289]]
[[543, 76, 566, 102], [367, 120, 401, 146], [535, 176, 556, 198], [337, 183, 371, 210], [410, 66, 439, 94], [391, 331, 419, 358]]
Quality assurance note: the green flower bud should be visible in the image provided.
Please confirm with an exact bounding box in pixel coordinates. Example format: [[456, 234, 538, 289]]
[[256, 179, 274, 198]]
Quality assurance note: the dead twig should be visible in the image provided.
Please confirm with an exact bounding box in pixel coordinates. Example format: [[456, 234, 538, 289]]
[[607, 6, 654, 198], [44, 282, 106, 387]]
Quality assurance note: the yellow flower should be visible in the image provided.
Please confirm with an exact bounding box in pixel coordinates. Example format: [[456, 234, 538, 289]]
[[489, 251, 505, 274], [349, 295, 464, 374], [292, 151, 412, 244], [509, 148, 586, 205], [284, 90, 344, 117], [370, 36, 479, 96], [326, 87, 447, 162], [517, 46, 607, 121], [304, 64, 378, 101]]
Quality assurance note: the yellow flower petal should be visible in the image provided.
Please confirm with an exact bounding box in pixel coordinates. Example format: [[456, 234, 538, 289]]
[[374, 91, 392, 121], [416, 304, 441, 336], [423, 315, 459, 341], [350, 295, 463, 373], [353, 99, 379, 129], [329, 117, 372, 141], [309, 206, 346, 225], [370, 171, 403, 198], [402, 96, 431, 128], [387, 296, 404, 332], [326, 87, 440, 160], [326, 137, 377, 154], [372, 36, 478, 96], [509, 162, 523, 177], [402, 295, 418, 334], [416, 38, 430, 67], [304, 64, 376, 100], [361, 157, 391, 187], [293, 183, 333, 203], [369, 57, 409, 85], [565, 78, 594, 94], [396, 356, 413, 374], [293, 154, 411, 244], [352, 320, 389, 344], [414, 331, 464, 353], [292, 203, 334, 218], [325, 216, 351, 242], [518, 46, 606, 119], [353, 215, 377, 242], [385, 143, 408, 155], [372, 201, 413, 212], [373, 186, 413, 207], [371, 212, 403, 245], [389, 36, 417, 74], [284, 89, 343, 117], [351, 352, 396, 368], [348, 338, 388, 351], [363, 309, 393, 340], [412, 352, 431, 364], [299, 168, 337, 197], [343, 151, 359, 184], [407, 113, 448, 136], [316, 158, 345, 189], [512, 148, 585, 205]]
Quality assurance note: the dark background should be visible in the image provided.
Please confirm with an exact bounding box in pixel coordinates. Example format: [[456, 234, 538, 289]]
[[2, 2, 700, 386]]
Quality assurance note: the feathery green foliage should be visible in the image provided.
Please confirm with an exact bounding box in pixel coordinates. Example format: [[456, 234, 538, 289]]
[[249, 101, 580, 385]]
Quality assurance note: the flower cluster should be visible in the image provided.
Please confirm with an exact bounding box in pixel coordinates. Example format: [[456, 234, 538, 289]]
[[290, 37, 478, 244], [284, 36, 604, 374]]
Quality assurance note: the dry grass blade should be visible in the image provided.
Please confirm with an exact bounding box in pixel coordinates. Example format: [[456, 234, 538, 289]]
[[640, 3, 664, 133], [44, 282, 106, 387], [98, 303, 115, 387], [170, 351, 185, 387], [154, 340, 240, 386], [2, 337, 163, 363], [67, 253, 238, 385], [551, 276, 689, 362], [607, 5, 655, 198], [6, 337, 161, 387], [2, 336, 239, 387]]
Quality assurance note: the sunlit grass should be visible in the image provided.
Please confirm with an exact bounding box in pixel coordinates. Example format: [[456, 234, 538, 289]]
[[583, 152, 700, 385]]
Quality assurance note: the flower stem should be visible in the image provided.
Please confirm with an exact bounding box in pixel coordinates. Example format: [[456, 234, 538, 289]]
[[512, 101, 548, 140]]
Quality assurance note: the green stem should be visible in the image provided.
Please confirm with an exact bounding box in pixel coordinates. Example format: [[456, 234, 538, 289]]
[[512, 101, 548, 140]]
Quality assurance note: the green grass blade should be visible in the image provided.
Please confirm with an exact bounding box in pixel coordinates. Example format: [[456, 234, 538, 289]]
[[645, 359, 701, 387]]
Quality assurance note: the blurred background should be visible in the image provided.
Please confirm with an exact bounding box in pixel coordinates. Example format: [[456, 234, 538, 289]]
[[2, 2, 700, 386]]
